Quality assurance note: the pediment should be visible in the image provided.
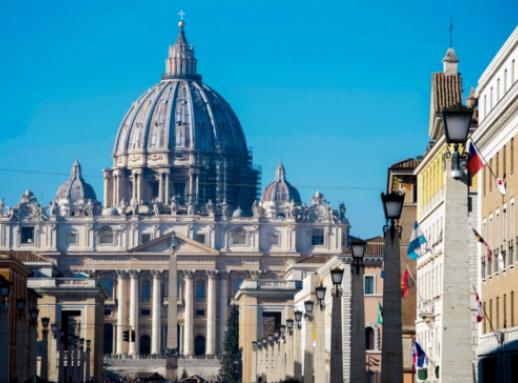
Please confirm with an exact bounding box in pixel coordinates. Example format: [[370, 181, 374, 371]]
[[129, 231, 218, 256]]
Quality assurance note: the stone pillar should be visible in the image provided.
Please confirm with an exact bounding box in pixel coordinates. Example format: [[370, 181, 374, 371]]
[[40, 326, 49, 381], [85, 345, 91, 382], [58, 335, 65, 383], [350, 264, 366, 383], [116, 271, 127, 355], [158, 173, 164, 203], [314, 306, 326, 383], [251, 346, 257, 383], [183, 271, 194, 356], [303, 317, 314, 383], [439, 161, 474, 381], [293, 324, 302, 380], [286, 328, 295, 379], [381, 227, 403, 383], [103, 169, 112, 208], [218, 272, 229, 354], [164, 171, 170, 204], [136, 169, 144, 203], [152, 271, 162, 355], [129, 270, 140, 357], [206, 271, 217, 356]]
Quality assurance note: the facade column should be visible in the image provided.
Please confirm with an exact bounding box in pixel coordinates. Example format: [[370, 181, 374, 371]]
[[164, 171, 170, 204], [183, 271, 194, 356], [285, 327, 294, 379], [293, 323, 302, 380], [103, 169, 112, 208], [218, 272, 229, 354], [131, 171, 138, 204], [303, 318, 314, 383], [116, 271, 127, 355], [314, 305, 326, 383], [152, 271, 162, 355], [129, 270, 140, 357], [206, 271, 217, 356], [158, 173, 164, 203], [136, 169, 144, 203]]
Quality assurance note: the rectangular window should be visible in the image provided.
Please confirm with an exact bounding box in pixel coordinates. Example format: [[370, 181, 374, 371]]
[[504, 145, 507, 176], [503, 207, 507, 243], [141, 233, 151, 244], [484, 95, 488, 119], [483, 168, 486, 196], [512, 291, 515, 327], [311, 228, 325, 246], [490, 160, 493, 191], [483, 302, 487, 333], [194, 233, 206, 244], [271, 233, 281, 246], [490, 299, 493, 329], [512, 59, 515, 84], [497, 152, 500, 178], [66, 231, 78, 245], [101, 277, 114, 299], [482, 258, 486, 279], [104, 309, 112, 317], [497, 78, 501, 100], [364, 276, 375, 295], [490, 86, 494, 108], [504, 294, 507, 328], [504, 69, 508, 93], [140, 309, 150, 316], [195, 309, 205, 317], [21, 227, 35, 244], [512, 138, 515, 174], [497, 296, 500, 329]]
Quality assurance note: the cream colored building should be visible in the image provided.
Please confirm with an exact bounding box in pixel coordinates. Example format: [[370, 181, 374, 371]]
[[472, 26, 518, 383], [0, 19, 350, 380], [240, 236, 383, 383]]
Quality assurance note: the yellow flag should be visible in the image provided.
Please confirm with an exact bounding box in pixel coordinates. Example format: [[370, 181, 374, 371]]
[[312, 323, 317, 348]]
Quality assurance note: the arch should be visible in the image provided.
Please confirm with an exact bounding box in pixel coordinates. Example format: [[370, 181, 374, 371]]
[[196, 279, 206, 301], [140, 335, 151, 355], [366, 326, 375, 350], [194, 335, 206, 356]]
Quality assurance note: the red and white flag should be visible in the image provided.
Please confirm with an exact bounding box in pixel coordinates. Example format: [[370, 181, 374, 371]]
[[475, 291, 483, 323], [496, 178, 506, 196]]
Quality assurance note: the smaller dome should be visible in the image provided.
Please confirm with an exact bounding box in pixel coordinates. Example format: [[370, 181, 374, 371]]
[[262, 163, 301, 204], [56, 161, 98, 203]]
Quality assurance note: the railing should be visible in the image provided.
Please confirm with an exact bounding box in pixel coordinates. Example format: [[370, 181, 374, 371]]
[[28, 277, 99, 289], [240, 280, 302, 290], [478, 326, 518, 355], [418, 299, 436, 322]]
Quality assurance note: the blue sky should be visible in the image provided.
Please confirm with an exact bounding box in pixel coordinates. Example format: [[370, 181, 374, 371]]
[[0, 0, 516, 237]]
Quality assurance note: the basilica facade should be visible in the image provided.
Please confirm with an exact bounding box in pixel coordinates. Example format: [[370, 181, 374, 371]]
[[0, 20, 349, 362]]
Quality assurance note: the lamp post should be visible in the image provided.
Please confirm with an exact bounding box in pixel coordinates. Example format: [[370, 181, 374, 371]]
[[0, 279, 11, 383], [380, 191, 405, 383], [313, 284, 326, 383], [79, 338, 85, 382], [251, 340, 258, 383], [41, 317, 50, 381], [29, 308, 38, 380], [350, 238, 367, 383], [303, 299, 314, 383], [85, 339, 91, 382], [58, 330, 65, 382], [14, 298, 26, 380], [437, 105, 474, 381]]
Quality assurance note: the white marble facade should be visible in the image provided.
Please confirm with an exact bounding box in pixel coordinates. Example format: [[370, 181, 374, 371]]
[[0, 20, 350, 360]]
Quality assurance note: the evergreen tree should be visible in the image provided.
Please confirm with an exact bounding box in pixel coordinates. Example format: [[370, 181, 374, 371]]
[[218, 304, 242, 383]]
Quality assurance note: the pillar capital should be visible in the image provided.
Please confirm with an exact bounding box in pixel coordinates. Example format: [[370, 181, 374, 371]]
[[103, 168, 112, 178], [129, 270, 140, 279], [206, 270, 218, 279], [182, 270, 194, 279], [115, 270, 128, 278], [151, 270, 162, 279]]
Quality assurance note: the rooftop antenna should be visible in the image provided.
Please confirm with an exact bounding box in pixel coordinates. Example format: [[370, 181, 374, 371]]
[[449, 17, 454, 48]]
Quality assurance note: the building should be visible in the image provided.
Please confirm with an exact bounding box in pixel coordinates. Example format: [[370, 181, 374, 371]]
[[0, 252, 40, 382], [239, 236, 383, 383], [472, 26, 518, 383], [386, 157, 420, 383], [413, 46, 479, 381], [0, 19, 350, 380]]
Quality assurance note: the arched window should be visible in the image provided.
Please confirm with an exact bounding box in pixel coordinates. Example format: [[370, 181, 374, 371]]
[[196, 279, 205, 301], [141, 279, 151, 302], [99, 226, 114, 244], [366, 327, 375, 350]]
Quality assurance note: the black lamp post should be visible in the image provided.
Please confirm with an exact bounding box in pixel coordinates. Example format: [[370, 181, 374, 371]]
[[280, 324, 286, 340], [294, 311, 303, 328], [286, 319, 294, 334], [303, 300, 314, 320], [351, 238, 367, 275], [380, 191, 405, 383], [315, 285, 326, 309], [442, 105, 473, 178], [41, 317, 50, 381]]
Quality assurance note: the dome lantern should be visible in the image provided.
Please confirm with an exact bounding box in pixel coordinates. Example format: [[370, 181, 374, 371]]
[[163, 19, 199, 80]]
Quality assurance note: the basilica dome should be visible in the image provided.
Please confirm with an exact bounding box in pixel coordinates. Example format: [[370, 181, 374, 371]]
[[113, 21, 248, 166], [262, 163, 301, 204]]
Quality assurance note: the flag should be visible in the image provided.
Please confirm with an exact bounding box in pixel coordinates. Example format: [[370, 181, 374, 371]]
[[475, 291, 483, 323], [401, 266, 416, 298], [411, 343, 418, 373], [377, 303, 383, 324], [415, 341, 428, 368], [407, 221, 429, 260], [380, 259, 385, 279], [467, 141, 485, 176], [472, 228, 493, 261], [496, 177, 506, 196]]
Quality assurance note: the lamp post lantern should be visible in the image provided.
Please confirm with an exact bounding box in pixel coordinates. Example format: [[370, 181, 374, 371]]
[[294, 310, 303, 328], [304, 300, 314, 320], [315, 285, 326, 310], [350, 238, 367, 383], [380, 191, 405, 383]]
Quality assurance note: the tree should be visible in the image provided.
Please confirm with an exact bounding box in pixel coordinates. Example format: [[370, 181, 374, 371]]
[[218, 304, 242, 383]]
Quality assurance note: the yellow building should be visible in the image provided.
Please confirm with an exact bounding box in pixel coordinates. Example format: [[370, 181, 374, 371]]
[[472, 26, 518, 382], [0, 252, 40, 382]]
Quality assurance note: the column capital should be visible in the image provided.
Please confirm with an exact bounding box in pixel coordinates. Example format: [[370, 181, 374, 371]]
[[206, 270, 218, 279], [115, 270, 127, 278], [219, 271, 229, 280], [103, 168, 112, 178], [158, 168, 171, 175], [151, 270, 162, 279], [182, 270, 194, 279], [129, 270, 140, 278]]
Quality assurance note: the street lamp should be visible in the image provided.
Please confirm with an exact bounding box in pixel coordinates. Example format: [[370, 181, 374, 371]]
[[286, 319, 294, 334], [41, 317, 50, 329], [315, 285, 326, 309], [304, 300, 314, 320], [442, 104, 473, 178], [294, 310, 303, 328], [380, 190, 405, 383], [351, 238, 366, 275], [29, 308, 39, 326], [280, 324, 286, 340]]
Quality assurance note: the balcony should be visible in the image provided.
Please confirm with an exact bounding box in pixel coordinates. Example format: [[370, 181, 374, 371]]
[[28, 277, 99, 289], [418, 300, 436, 323]]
